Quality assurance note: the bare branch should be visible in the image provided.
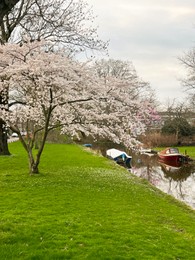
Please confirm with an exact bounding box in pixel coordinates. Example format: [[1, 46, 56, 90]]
[[0, 0, 20, 23]]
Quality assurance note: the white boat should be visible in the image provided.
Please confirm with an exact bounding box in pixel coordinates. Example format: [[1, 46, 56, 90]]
[[106, 148, 132, 168], [140, 148, 157, 157]]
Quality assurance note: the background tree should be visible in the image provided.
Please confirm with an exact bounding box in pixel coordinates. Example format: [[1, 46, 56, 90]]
[[94, 59, 156, 102], [179, 48, 195, 92], [0, 0, 108, 155], [0, 0, 19, 23], [0, 40, 157, 174], [0, 0, 108, 52], [0, 0, 20, 155], [161, 117, 192, 137], [179, 48, 195, 114], [93, 58, 160, 134], [161, 101, 193, 143]]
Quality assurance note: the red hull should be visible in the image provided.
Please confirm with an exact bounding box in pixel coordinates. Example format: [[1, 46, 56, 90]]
[[157, 147, 189, 165], [158, 154, 184, 163]]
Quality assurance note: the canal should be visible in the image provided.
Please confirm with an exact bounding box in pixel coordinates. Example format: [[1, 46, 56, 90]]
[[130, 153, 195, 210]]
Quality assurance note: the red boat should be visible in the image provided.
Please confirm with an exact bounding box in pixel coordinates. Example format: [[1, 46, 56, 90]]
[[157, 147, 189, 164]]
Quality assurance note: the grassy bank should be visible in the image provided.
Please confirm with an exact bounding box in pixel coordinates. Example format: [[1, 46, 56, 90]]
[[0, 142, 195, 259], [175, 146, 195, 159]]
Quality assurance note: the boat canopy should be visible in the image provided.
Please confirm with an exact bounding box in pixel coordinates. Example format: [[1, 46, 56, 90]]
[[163, 148, 180, 154], [106, 148, 131, 160]]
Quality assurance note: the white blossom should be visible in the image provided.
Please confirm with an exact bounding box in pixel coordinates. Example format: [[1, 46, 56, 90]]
[[0, 40, 159, 173]]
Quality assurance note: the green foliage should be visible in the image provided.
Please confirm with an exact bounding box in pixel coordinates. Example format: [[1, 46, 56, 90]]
[[161, 117, 193, 136], [0, 142, 195, 259]]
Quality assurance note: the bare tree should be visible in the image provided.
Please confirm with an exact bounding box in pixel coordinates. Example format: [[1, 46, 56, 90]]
[[0, 0, 108, 53], [179, 49, 195, 112], [179, 48, 195, 92], [0, 0, 19, 23]]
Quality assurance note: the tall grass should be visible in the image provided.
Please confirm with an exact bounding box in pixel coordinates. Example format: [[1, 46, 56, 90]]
[[0, 142, 195, 259]]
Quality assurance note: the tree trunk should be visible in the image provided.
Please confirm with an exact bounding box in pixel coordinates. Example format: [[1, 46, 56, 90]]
[[0, 86, 10, 155], [0, 0, 20, 24], [0, 119, 10, 155], [175, 128, 179, 144], [30, 163, 39, 174], [28, 151, 39, 174]]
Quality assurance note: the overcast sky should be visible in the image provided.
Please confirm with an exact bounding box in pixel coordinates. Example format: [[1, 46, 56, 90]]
[[87, 0, 195, 104]]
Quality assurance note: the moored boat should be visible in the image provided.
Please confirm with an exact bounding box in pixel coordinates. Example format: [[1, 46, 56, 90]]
[[140, 148, 157, 157], [158, 158, 183, 170], [157, 147, 189, 164], [106, 148, 132, 168]]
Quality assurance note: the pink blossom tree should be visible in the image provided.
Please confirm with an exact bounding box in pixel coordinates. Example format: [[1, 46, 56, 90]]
[[0, 0, 108, 156], [0, 40, 157, 174]]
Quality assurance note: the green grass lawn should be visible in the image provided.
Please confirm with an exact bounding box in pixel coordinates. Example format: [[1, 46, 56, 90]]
[[176, 146, 195, 159], [0, 142, 195, 259]]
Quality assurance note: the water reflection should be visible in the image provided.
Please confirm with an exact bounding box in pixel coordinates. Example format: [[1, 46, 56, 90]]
[[131, 154, 195, 209]]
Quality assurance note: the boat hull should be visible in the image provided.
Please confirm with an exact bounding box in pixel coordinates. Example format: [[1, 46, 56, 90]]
[[106, 148, 132, 168], [158, 153, 185, 163]]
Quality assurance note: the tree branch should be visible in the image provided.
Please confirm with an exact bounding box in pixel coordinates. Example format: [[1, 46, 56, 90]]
[[0, 0, 20, 23]]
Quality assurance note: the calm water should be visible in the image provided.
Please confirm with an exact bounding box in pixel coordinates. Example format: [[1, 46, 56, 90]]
[[130, 154, 195, 210]]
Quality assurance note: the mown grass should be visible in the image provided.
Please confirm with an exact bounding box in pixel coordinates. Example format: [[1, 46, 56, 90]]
[[0, 142, 195, 259], [177, 146, 195, 159]]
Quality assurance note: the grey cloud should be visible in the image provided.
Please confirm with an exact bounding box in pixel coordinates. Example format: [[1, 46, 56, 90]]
[[88, 0, 195, 103]]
